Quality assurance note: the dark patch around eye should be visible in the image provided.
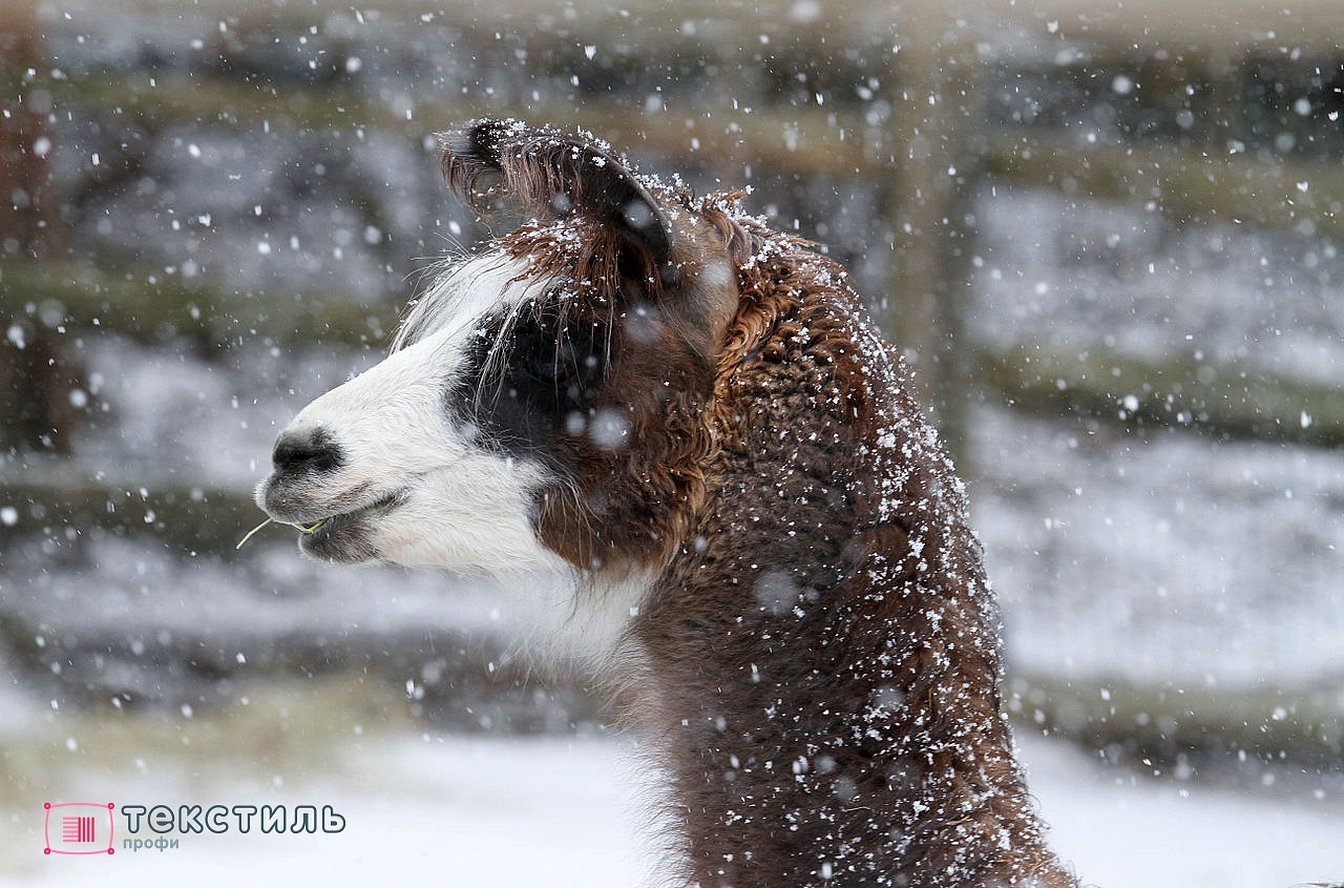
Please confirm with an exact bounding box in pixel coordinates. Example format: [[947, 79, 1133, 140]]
[[445, 302, 610, 462]]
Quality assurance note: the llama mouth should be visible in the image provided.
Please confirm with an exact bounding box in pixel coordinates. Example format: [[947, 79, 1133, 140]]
[[296, 491, 405, 562], [302, 491, 405, 536]]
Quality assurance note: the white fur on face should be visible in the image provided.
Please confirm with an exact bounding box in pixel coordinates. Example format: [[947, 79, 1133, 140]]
[[258, 252, 652, 662], [261, 255, 557, 572]]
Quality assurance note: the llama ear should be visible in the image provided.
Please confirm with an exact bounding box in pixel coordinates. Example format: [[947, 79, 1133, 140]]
[[441, 118, 675, 264]]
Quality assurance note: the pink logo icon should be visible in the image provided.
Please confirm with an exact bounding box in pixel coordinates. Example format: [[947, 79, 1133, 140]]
[[43, 802, 116, 856]]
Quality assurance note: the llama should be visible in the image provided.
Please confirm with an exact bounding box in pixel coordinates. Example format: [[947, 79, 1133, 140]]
[[255, 118, 1078, 887]]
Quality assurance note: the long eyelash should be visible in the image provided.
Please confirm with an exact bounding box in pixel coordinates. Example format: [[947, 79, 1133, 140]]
[[604, 296, 616, 373], [476, 290, 541, 414]]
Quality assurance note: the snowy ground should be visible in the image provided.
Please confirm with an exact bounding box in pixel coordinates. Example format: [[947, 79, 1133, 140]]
[[2, 718, 1341, 887]]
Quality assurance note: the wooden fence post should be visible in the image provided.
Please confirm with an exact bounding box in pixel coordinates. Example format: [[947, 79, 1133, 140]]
[[885, 16, 983, 468], [1, 0, 77, 454]]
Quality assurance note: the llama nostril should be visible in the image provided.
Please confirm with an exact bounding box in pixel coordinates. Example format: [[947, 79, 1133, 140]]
[[271, 429, 344, 475]]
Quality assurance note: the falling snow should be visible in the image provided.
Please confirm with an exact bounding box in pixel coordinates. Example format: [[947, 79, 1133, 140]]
[[2, 3, 1341, 886]]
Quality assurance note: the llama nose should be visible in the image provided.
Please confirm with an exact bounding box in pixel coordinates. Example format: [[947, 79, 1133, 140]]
[[271, 428, 344, 475]]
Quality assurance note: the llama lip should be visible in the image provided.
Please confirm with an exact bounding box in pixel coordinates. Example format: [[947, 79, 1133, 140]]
[[303, 491, 404, 534], [295, 490, 404, 560]]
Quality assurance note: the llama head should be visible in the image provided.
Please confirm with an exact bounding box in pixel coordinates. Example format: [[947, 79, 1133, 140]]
[[256, 119, 746, 577]]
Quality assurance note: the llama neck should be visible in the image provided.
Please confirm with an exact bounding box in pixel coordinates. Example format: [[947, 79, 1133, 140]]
[[630, 281, 1074, 886]]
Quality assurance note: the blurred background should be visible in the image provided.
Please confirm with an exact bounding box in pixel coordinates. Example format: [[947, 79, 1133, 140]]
[[1, 0, 1342, 884]]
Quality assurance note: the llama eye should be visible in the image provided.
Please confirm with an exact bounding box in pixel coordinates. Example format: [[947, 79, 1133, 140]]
[[518, 350, 575, 385]]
